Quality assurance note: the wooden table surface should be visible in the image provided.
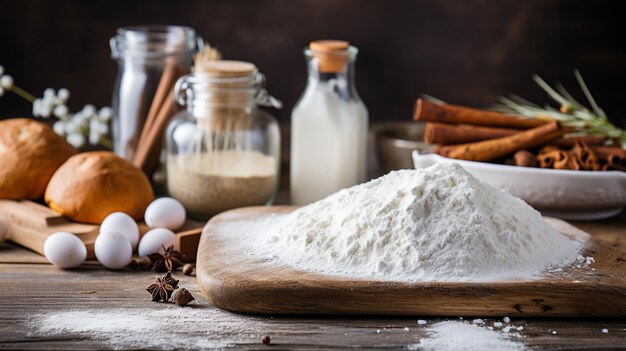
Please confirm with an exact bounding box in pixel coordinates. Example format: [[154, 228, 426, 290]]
[[0, 212, 625, 350]]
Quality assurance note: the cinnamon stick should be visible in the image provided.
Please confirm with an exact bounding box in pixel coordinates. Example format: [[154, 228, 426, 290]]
[[552, 135, 606, 149], [554, 151, 581, 170], [572, 142, 601, 171], [592, 146, 626, 171], [537, 146, 577, 170], [436, 122, 561, 162], [601, 158, 626, 171], [512, 150, 538, 167], [414, 99, 549, 130], [591, 146, 626, 161], [537, 147, 560, 169], [133, 87, 178, 174], [424, 122, 519, 145], [133, 66, 189, 175], [602, 162, 621, 171], [135, 63, 179, 161]]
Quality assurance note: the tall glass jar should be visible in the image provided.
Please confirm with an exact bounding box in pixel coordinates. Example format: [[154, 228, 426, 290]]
[[165, 60, 281, 220], [110, 25, 202, 159], [290, 40, 369, 205]]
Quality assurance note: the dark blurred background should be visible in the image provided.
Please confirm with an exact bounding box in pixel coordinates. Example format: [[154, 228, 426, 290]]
[[0, 0, 625, 126]]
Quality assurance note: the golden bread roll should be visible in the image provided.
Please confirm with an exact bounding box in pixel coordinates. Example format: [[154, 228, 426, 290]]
[[45, 151, 154, 223], [0, 118, 77, 199]]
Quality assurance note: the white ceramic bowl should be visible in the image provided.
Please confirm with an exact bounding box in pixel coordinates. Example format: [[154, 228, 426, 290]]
[[412, 151, 626, 220]]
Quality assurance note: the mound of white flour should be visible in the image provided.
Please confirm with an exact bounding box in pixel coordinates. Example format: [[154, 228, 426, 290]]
[[258, 163, 581, 281]]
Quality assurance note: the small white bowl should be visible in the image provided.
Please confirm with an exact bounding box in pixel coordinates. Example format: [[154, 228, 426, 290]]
[[412, 151, 626, 220]]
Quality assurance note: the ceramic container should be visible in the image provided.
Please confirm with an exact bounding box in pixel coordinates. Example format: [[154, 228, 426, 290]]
[[413, 151, 626, 220]]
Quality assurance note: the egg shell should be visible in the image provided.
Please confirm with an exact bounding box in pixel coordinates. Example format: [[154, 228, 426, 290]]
[[138, 228, 177, 257], [94, 231, 132, 269], [144, 197, 186, 230], [100, 212, 139, 249], [44, 232, 87, 268]]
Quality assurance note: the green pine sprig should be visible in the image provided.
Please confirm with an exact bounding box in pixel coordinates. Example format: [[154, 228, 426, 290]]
[[494, 70, 626, 148]]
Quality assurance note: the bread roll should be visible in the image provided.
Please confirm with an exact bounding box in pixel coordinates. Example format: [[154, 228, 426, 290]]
[[45, 151, 154, 224], [0, 118, 77, 199]]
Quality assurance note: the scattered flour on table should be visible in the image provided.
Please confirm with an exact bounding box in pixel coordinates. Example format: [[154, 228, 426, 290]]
[[28, 306, 265, 349], [251, 163, 582, 281], [408, 321, 527, 351]]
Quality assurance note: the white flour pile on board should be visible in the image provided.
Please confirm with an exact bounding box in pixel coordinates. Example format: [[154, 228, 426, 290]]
[[256, 163, 582, 281], [408, 321, 527, 351]]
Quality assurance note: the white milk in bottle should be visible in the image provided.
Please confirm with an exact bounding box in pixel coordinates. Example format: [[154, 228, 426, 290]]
[[290, 40, 368, 205]]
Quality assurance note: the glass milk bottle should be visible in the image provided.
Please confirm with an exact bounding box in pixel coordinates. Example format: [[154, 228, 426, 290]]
[[290, 40, 368, 205]]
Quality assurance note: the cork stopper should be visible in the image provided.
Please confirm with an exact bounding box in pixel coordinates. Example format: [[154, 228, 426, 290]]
[[188, 60, 258, 132], [189, 60, 258, 109], [309, 40, 350, 73], [194, 60, 256, 78]]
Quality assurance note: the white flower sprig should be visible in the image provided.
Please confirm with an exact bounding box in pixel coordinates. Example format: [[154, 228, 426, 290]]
[[0, 64, 112, 149]]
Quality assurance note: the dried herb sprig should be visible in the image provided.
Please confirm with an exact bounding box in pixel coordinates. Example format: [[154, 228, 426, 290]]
[[494, 70, 626, 148]]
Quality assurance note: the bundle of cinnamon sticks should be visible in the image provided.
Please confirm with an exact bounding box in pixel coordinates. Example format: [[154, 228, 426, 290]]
[[132, 64, 188, 176], [413, 99, 625, 171], [132, 44, 222, 177]]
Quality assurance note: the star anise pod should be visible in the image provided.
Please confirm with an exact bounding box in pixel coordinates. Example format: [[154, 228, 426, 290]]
[[128, 257, 153, 271], [146, 272, 179, 302], [148, 245, 185, 272]]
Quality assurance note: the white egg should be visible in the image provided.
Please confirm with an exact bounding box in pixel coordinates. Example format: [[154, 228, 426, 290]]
[[138, 228, 177, 257], [94, 232, 132, 269], [144, 197, 186, 230], [44, 232, 87, 268], [100, 212, 139, 249], [0, 220, 8, 243]]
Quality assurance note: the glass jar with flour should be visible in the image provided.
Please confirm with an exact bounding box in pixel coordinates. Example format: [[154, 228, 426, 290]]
[[290, 40, 369, 205], [166, 61, 281, 220]]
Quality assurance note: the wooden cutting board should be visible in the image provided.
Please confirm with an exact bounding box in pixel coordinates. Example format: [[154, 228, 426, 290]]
[[197, 206, 626, 317], [0, 200, 205, 260]]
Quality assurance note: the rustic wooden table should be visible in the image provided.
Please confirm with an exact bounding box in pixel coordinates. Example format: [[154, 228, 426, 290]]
[[0, 213, 624, 350]]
